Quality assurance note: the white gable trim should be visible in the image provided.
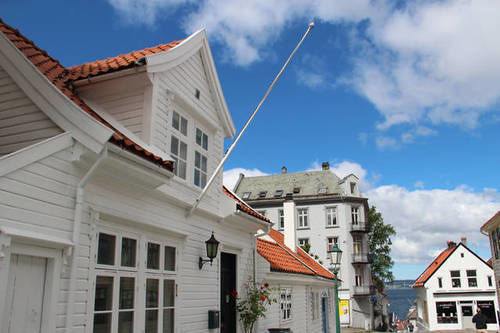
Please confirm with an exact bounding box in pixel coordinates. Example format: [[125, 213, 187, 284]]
[[146, 29, 236, 138], [0, 132, 73, 177], [0, 32, 113, 153]]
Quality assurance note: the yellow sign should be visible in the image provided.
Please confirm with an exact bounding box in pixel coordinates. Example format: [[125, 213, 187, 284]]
[[339, 299, 350, 324]]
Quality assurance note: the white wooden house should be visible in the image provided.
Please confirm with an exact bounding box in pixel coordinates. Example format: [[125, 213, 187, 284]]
[[0, 18, 339, 333], [413, 239, 498, 331]]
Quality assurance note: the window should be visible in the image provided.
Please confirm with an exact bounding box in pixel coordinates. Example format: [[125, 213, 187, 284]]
[[242, 192, 251, 199], [355, 267, 363, 286], [258, 191, 267, 198], [436, 301, 458, 323], [350, 182, 356, 194], [94, 232, 177, 333], [351, 207, 360, 224], [311, 291, 320, 320], [194, 151, 207, 188], [450, 270, 461, 288], [298, 238, 309, 247], [467, 270, 477, 287], [278, 209, 284, 230], [194, 88, 200, 100], [488, 276, 493, 287], [293, 187, 300, 194], [195, 128, 208, 150], [274, 189, 284, 197], [477, 301, 498, 323], [257, 210, 266, 217], [492, 232, 499, 259], [172, 111, 187, 136], [327, 237, 338, 252], [318, 187, 327, 194], [170, 136, 187, 180], [326, 207, 337, 227], [353, 236, 362, 255], [298, 208, 309, 228], [280, 288, 292, 321], [438, 277, 443, 288]]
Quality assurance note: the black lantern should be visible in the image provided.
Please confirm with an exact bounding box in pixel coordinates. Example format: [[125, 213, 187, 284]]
[[199, 232, 220, 269], [328, 243, 343, 273]]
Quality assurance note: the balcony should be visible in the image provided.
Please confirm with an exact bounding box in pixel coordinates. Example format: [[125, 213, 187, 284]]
[[352, 285, 376, 296], [352, 252, 370, 264], [350, 221, 368, 233]]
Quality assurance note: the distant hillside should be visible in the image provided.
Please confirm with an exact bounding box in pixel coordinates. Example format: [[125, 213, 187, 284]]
[[386, 280, 415, 289]]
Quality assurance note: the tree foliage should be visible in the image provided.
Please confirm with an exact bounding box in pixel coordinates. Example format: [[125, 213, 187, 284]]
[[367, 206, 396, 292]]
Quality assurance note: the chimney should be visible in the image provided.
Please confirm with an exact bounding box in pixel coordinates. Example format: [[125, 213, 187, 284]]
[[461, 237, 467, 246], [282, 166, 287, 174], [283, 194, 297, 252], [447, 241, 456, 249], [322, 162, 330, 170]]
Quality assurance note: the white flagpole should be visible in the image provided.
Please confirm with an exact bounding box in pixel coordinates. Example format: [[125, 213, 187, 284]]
[[187, 22, 315, 217]]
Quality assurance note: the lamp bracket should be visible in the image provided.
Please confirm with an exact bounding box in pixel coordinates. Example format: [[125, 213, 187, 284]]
[[199, 257, 213, 270]]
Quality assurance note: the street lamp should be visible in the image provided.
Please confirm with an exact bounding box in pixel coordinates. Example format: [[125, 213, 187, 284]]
[[199, 232, 220, 269], [328, 244, 343, 333]]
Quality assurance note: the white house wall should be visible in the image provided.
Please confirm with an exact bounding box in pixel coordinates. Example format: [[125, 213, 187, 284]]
[[0, 65, 62, 155]]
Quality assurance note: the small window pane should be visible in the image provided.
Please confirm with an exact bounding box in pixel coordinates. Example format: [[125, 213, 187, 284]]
[[202, 133, 208, 150], [146, 279, 159, 308], [165, 246, 176, 271], [201, 155, 207, 172], [178, 160, 186, 180], [118, 312, 134, 333], [145, 310, 158, 333], [164, 280, 175, 307], [201, 173, 207, 188], [179, 141, 187, 160], [95, 276, 114, 311], [196, 128, 202, 146], [172, 112, 179, 131], [180, 117, 187, 136], [195, 151, 200, 168], [147, 243, 160, 270], [120, 277, 135, 309], [121, 238, 137, 267], [194, 169, 200, 187], [94, 313, 112, 333], [170, 136, 179, 156], [163, 309, 175, 333], [97, 233, 116, 265]]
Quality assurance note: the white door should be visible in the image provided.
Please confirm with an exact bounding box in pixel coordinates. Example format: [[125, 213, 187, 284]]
[[461, 305, 474, 329], [4, 254, 48, 333]]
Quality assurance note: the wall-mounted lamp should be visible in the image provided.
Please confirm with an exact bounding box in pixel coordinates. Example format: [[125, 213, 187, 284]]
[[199, 232, 220, 269]]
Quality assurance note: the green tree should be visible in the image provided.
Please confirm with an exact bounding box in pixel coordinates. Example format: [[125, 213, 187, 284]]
[[367, 206, 396, 292]]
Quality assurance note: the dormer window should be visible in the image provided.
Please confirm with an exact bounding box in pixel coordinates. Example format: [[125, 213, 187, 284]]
[[350, 182, 356, 194], [293, 187, 300, 194], [258, 191, 267, 198], [318, 187, 327, 194], [242, 192, 251, 199], [274, 190, 283, 197]]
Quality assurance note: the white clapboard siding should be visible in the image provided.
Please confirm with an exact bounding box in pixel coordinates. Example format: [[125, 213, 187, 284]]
[[0, 66, 62, 155]]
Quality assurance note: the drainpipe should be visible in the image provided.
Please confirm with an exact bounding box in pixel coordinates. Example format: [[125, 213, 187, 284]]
[[65, 147, 108, 332]]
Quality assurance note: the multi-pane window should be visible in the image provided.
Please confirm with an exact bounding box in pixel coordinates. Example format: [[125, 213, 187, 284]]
[[350, 182, 356, 194], [351, 207, 360, 224], [94, 232, 176, 333], [298, 238, 309, 247], [467, 270, 477, 287], [171, 111, 188, 180], [326, 207, 337, 227], [353, 236, 362, 255], [327, 237, 338, 252], [355, 267, 363, 286], [195, 128, 208, 150], [298, 208, 309, 228], [278, 209, 284, 230], [172, 111, 187, 136], [280, 288, 292, 321], [450, 270, 461, 288], [194, 151, 207, 188]]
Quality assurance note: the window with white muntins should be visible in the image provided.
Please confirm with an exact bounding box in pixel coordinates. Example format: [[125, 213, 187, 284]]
[[297, 208, 309, 228], [194, 128, 208, 188], [450, 270, 461, 288], [326, 207, 337, 227], [280, 288, 292, 321], [170, 111, 188, 180], [93, 231, 177, 333], [351, 206, 360, 224]]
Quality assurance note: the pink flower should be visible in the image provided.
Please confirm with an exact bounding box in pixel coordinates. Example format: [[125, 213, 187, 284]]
[[232, 290, 238, 297]]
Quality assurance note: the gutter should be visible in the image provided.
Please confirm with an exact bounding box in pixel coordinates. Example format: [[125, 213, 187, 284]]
[[65, 147, 108, 332], [71, 65, 147, 87]]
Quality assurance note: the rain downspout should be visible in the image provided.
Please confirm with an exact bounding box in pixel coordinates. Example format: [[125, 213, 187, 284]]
[[65, 147, 108, 332]]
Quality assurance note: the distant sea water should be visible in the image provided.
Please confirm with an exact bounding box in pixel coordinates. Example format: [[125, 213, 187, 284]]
[[386, 288, 416, 320]]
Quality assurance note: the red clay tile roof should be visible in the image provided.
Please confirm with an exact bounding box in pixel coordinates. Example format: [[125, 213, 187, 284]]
[[67, 41, 182, 81], [487, 257, 493, 268], [481, 211, 500, 232], [222, 186, 270, 223], [413, 243, 457, 287], [0, 18, 173, 171]]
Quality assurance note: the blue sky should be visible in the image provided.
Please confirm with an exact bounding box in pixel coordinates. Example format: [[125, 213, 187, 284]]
[[3, 0, 500, 279]]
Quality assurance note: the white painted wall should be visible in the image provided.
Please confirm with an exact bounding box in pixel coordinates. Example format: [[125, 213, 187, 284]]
[[0, 65, 62, 155]]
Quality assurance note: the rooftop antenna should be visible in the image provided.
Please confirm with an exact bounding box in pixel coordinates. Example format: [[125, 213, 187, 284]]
[[187, 22, 315, 217]]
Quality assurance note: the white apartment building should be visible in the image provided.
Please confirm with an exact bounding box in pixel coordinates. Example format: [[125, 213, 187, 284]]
[[480, 211, 500, 309], [413, 239, 498, 331], [234, 163, 374, 329]]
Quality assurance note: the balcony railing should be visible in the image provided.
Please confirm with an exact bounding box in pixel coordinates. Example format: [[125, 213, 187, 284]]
[[352, 285, 375, 296], [352, 252, 370, 264], [350, 221, 368, 233]]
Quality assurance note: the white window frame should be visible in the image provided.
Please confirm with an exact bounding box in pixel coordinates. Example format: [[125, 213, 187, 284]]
[[351, 206, 360, 225], [355, 267, 363, 286], [280, 287, 292, 322], [297, 208, 309, 228], [326, 206, 337, 227], [353, 236, 362, 255], [298, 238, 309, 247], [194, 150, 208, 188], [327, 237, 338, 252]]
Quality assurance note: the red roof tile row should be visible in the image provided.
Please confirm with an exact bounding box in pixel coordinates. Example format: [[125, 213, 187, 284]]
[[0, 18, 174, 171], [413, 243, 457, 287], [222, 186, 270, 223]]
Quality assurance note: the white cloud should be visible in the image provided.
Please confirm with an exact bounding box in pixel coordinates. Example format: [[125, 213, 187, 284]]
[[223, 167, 268, 190], [107, 0, 191, 26], [413, 180, 424, 189], [307, 160, 378, 192], [375, 136, 399, 150], [366, 185, 500, 264]]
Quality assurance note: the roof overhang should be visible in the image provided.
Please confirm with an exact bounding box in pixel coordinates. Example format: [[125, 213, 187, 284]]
[[145, 29, 236, 139], [481, 211, 500, 233]]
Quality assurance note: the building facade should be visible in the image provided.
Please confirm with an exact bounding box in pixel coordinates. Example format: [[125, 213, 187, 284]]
[[413, 240, 498, 331], [233, 163, 374, 329], [480, 211, 500, 309]]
